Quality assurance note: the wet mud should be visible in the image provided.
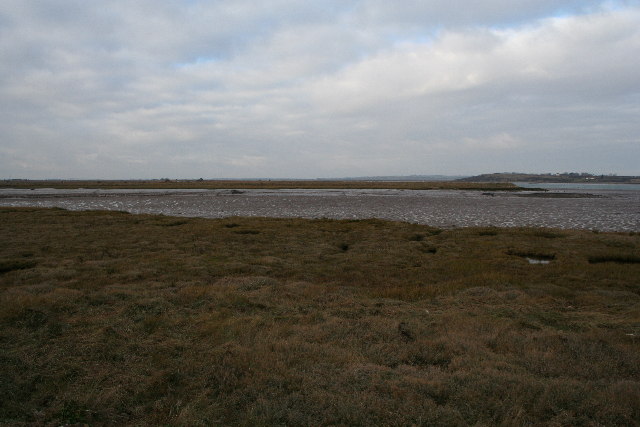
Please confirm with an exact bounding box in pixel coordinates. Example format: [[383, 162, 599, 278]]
[[1, 188, 638, 231]]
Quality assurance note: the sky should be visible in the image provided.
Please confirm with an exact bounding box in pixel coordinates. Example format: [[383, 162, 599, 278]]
[[1, 1, 639, 179]]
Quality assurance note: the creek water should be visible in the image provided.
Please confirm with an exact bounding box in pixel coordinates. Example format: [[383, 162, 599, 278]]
[[1, 186, 638, 232]]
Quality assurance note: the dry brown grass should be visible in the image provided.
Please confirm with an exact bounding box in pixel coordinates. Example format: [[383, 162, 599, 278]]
[[1, 207, 639, 425]]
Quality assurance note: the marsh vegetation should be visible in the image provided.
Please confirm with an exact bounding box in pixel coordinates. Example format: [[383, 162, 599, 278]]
[[1, 208, 639, 425]]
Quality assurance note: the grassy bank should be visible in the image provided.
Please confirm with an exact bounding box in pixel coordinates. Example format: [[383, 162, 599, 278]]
[[0, 179, 523, 191], [1, 208, 639, 425]]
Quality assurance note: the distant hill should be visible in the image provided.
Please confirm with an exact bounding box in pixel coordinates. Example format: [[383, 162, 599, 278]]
[[458, 173, 640, 183]]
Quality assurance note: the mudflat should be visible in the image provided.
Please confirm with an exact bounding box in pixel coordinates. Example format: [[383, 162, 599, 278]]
[[1, 186, 638, 231]]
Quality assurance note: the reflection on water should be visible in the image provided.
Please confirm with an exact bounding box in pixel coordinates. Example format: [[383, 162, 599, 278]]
[[1, 187, 638, 231]]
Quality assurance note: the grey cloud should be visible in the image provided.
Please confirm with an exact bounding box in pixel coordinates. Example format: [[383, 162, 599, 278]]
[[1, 1, 639, 178], [355, 0, 611, 28]]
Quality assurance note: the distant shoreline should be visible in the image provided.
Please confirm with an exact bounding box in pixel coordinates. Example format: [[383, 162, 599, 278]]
[[458, 172, 640, 184], [0, 179, 526, 192]]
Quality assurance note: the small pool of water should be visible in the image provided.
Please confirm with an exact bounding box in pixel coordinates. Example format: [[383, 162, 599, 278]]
[[526, 258, 551, 265]]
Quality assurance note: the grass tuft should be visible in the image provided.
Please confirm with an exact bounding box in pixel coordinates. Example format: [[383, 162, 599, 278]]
[[588, 255, 640, 264], [233, 229, 260, 235], [506, 250, 556, 260], [0, 259, 37, 274], [157, 219, 189, 227]]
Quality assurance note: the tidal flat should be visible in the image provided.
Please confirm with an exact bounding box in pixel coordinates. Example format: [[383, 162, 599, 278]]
[[1, 207, 639, 425], [1, 185, 639, 231]]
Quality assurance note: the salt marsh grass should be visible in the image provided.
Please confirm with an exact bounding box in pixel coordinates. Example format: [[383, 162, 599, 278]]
[[1, 207, 639, 425]]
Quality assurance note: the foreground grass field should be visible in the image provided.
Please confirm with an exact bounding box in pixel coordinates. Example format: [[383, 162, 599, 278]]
[[1, 207, 639, 425], [0, 179, 523, 191]]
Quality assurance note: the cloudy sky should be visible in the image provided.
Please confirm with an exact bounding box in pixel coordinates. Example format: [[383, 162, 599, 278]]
[[1, 1, 639, 179]]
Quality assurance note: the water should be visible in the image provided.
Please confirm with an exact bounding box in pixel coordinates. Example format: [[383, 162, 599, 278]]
[[1, 187, 638, 232], [526, 258, 551, 265], [514, 182, 640, 191]]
